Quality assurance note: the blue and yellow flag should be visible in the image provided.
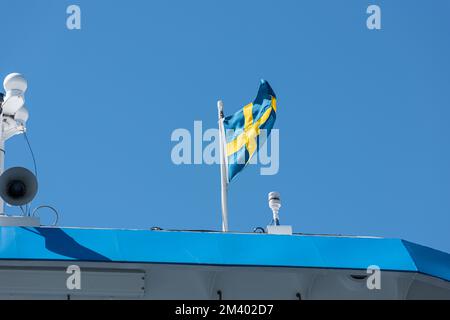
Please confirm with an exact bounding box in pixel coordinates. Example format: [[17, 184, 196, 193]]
[[222, 80, 277, 182]]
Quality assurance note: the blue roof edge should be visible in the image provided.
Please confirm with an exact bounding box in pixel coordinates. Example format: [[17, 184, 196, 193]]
[[0, 226, 448, 282], [401, 240, 450, 282]]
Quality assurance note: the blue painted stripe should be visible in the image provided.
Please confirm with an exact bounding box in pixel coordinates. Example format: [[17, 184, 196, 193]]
[[0, 227, 449, 281]]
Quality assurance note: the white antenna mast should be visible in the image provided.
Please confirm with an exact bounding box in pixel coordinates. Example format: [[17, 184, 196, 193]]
[[266, 191, 292, 235], [217, 100, 229, 232], [0, 73, 39, 226], [268, 191, 281, 225]]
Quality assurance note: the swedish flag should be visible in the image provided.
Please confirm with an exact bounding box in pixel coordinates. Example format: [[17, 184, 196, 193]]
[[222, 80, 277, 182]]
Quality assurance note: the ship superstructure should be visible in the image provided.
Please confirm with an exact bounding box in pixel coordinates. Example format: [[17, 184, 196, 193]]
[[0, 226, 449, 299]]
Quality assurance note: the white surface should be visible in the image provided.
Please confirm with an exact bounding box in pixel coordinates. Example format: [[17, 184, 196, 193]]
[[3, 73, 27, 92], [0, 266, 144, 298], [3, 73, 27, 116], [268, 191, 281, 224], [0, 215, 40, 227], [1, 95, 25, 116], [267, 225, 293, 235], [0, 260, 448, 299], [14, 106, 29, 123]]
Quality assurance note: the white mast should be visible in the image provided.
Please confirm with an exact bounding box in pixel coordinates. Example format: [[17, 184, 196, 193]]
[[0, 114, 4, 215], [217, 100, 229, 232], [0, 73, 31, 216]]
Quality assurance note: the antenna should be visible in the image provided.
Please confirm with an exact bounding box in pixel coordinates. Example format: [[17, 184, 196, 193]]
[[0, 73, 39, 227], [268, 192, 281, 225], [266, 191, 292, 235]]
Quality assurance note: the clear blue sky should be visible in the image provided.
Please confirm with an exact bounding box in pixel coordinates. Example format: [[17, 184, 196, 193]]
[[1, 0, 449, 253]]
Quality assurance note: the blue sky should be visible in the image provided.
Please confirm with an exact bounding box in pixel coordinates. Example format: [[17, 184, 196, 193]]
[[1, 0, 449, 253]]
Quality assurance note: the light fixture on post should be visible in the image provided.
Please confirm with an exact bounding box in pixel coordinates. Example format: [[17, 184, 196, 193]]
[[0, 73, 39, 226], [2, 73, 27, 115], [266, 191, 293, 235]]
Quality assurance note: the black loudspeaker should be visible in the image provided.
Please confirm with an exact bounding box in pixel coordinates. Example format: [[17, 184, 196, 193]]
[[0, 167, 38, 206]]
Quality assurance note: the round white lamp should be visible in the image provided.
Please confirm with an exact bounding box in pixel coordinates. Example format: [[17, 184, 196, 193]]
[[2, 73, 27, 116]]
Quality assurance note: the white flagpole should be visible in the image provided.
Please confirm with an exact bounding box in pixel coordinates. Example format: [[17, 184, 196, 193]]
[[217, 100, 229, 232]]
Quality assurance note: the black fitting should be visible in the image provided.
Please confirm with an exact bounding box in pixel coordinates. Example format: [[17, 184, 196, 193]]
[[253, 227, 266, 233], [0, 93, 4, 115]]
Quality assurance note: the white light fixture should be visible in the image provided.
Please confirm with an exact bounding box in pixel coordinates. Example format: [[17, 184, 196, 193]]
[[268, 191, 281, 225], [3, 73, 27, 92], [266, 191, 293, 235], [2, 73, 27, 116], [14, 106, 29, 124]]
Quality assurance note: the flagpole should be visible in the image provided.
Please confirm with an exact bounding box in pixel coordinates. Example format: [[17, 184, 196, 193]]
[[217, 100, 229, 232]]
